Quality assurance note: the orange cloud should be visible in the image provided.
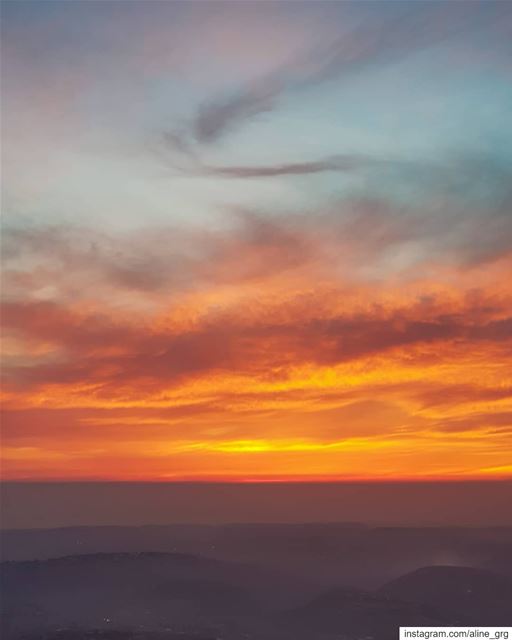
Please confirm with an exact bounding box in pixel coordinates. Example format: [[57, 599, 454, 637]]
[[2, 209, 512, 480]]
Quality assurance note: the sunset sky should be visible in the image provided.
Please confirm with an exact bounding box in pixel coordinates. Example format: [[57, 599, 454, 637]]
[[1, 0, 511, 482]]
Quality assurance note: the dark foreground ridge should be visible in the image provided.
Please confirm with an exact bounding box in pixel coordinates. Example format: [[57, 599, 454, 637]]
[[2, 547, 512, 640], [379, 565, 512, 623]]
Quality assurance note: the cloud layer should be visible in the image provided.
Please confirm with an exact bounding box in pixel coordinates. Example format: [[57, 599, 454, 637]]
[[2, 196, 511, 479], [1, 0, 511, 480]]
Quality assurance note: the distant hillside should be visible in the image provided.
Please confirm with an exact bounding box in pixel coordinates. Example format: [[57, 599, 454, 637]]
[[2, 524, 511, 591], [2, 552, 512, 640], [281, 586, 451, 640], [379, 565, 512, 624], [0, 552, 296, 639]]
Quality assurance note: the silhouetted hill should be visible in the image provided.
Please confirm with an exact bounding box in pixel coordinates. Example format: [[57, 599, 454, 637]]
[[3, 524, 511, 590], [379, 565, 512, 624], [0, 552, 301, 639], [3, 541, 512, 639], [281, 586, 451, 640]]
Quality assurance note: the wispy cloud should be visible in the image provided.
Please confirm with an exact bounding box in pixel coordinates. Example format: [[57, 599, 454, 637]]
[[187, 2, 507, 144], [197, 155, 374, 179]]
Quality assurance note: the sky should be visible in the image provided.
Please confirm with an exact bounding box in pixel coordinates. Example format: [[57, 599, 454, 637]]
[[3, 481, 512, 529], [1, 0, 512, 482]]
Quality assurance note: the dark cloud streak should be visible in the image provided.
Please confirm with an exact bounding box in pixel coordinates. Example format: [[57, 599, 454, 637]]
[[190, 3, 507, 144], [198, 154, 374, 179]]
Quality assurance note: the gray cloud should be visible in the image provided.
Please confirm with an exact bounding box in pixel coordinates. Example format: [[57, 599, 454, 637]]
[[189, 2, 507, 144], [198, 154, 375, 179], [158, 3, 510, 185]]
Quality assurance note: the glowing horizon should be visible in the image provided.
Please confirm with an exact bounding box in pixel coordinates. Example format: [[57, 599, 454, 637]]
[[1, 1, 511, 481]]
